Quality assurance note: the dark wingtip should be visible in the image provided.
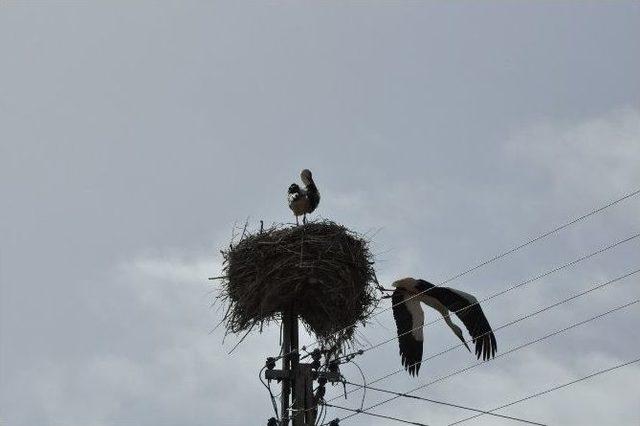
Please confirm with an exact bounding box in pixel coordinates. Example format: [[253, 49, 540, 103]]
[[404, 360, 421, 377], [491, 333, 498, 358]]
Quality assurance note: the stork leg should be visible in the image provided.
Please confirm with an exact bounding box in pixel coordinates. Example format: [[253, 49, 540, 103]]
[[303, 214, 307, 224], [295, 216, 299, 225]]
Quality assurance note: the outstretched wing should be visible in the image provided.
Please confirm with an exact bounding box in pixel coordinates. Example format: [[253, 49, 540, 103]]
[[392, 288, 425, 376], [422, 283, 497, 360]]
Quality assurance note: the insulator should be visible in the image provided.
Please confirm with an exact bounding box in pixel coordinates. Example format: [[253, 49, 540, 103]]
[[311, 348, 322, 361], [266, 357, 276, 370]]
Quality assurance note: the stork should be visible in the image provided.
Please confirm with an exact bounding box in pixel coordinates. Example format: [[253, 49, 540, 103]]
[[287, 169, 320, 225], [391, 277, 497, 376]]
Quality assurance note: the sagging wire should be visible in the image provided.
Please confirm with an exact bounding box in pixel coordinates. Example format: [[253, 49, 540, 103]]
[[260, 358, 280, 423], [314, 395, 325, 426], [315, 374, 330, 426], [347, 359, 368, 412], [311, 349, 367, 424], [311, 348, 340, 426]]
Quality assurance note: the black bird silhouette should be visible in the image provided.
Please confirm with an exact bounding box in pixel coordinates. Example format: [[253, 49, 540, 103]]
[[391, 277, 497, 376], [287, 169, 320, 225]]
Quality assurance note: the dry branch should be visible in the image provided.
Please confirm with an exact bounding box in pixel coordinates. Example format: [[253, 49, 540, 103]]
[[217, 220, 379, 351]]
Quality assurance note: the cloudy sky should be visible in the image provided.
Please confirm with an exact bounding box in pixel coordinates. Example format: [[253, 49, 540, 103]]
[[1, 2, 639, 426]]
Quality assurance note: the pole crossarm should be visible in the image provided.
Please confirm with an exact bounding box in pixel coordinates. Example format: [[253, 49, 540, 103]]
[[267, 310, 343, 425]]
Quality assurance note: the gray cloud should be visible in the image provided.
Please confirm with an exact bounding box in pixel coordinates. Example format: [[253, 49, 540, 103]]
[[1, 2, 639, 426]]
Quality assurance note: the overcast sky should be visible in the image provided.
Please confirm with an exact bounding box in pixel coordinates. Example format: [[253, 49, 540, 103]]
[[1, 2, 639, 426]]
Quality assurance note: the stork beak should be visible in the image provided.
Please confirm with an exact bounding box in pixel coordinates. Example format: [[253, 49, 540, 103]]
[[458, 335, 471, 352], [453, 328, 471, 352], [462, 340, 471, 353]]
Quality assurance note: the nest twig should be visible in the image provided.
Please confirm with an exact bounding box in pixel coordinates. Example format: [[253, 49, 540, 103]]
[[217, 220, 379, 351]]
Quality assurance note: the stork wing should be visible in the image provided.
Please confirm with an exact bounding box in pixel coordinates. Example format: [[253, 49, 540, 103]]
[[287, 192, 300, 204], [426, 286, 497, 360], [287, 184, 301, 203], [392, 289, 425, 376]]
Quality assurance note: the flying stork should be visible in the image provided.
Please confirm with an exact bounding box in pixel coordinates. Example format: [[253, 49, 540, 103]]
[[391, 277, 497, 376], [287, 169, 320, 225]]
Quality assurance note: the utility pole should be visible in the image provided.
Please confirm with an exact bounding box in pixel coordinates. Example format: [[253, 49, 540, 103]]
[[281, 310, 293, 425], [265, 310, 341, 425]]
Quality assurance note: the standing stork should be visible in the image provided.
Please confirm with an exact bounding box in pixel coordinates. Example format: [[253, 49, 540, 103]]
[[287, 169, 320, 225], [391, 277, 497, 376]]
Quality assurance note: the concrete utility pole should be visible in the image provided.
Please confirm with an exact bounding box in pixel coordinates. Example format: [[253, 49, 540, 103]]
[[265, 310, 340, 425]]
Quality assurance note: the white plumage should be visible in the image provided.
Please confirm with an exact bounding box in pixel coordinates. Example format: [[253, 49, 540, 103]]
[[391, 277, 497, 376]]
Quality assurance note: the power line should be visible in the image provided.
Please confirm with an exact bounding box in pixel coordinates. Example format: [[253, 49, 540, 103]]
[[259, 365, 281, 422], [363, 233, 639, 355], [366, 188, 640, 324], [347, 359, 368, 412], [337, 298, 640, 423], [448, 357, 640, 425], [278, 187, 640, 361], [340, 380, 546, 426], [333, 298, 640, 424], [327, 265, 640, 405], [323, 403, 431, 426]]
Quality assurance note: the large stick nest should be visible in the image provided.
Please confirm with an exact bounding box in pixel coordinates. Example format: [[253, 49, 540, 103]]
[[219, 220, 379, 350]]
